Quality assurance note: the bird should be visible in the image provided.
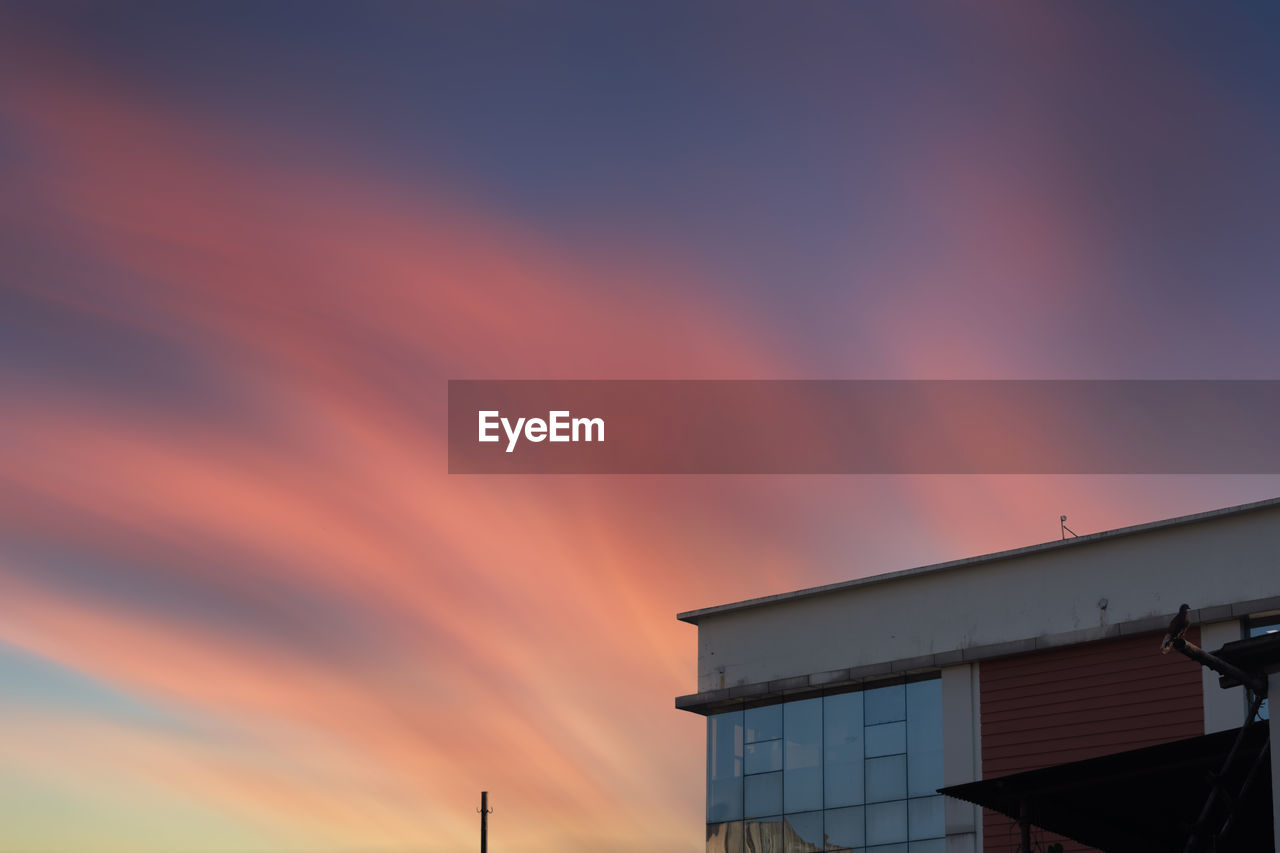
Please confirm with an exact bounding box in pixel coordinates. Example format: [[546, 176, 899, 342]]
[[1160, 603, 1191, 654]]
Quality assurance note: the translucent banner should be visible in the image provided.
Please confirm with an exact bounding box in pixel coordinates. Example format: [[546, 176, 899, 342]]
[[447, 380, 1280, 474]]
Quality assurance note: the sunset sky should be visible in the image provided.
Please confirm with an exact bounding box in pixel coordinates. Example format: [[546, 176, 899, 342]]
[[3, 3, 1280, 852]]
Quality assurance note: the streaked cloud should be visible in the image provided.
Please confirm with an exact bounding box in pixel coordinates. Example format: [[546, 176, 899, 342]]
[[3, 6, 1280, 852]]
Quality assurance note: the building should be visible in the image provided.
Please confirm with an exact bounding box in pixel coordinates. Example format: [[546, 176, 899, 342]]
[[676, 497, 1280, 852]]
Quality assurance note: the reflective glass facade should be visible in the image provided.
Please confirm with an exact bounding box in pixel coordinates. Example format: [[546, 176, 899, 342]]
[[706, 678, 944, 853]]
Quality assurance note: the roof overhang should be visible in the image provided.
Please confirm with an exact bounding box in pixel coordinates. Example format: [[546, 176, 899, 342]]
[[677, 496, 1280, 624], [940, 725, 1272, 852]]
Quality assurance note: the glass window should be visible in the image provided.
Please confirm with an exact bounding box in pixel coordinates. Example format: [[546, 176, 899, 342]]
[[707, 676, 943, 853], [906, 750, 943, 798], [785, 698, 823, 813], [745, 771, 783, 818], [823, 805, 864, 850], [1249, 618, 1280, 636], [908, 840, 946, 853], [907, 796, 945, 840], [865, 754, 907, 802], [708, 711, 744, 822], [905, 679, 944, 798], [864, 684, 906, 724], [823, 692, 864, 808], [866, 800, 908, 845], [784, 811, 823, 853], [744, 816, 784, 853], [707, 821, 742, 853], [747, 704, 784, 742], [865, 721, 907, 757], [746, 739, 784, 775], [906, 680, 943, 753]]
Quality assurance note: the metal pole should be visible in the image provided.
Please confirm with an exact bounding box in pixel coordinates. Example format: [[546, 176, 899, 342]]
[[1020, 798, 1032, 853], [1219, 735, 1271, 840], [1183, 692, 1266, 853], [1172, 639, 1268, 696], [479, 791, 492, 853]]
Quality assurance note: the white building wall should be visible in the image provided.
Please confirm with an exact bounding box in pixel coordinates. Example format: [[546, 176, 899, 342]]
[[1201, 619, 1245, 734], [689, 505, 1280, 693], [941, 664, 980, 853]]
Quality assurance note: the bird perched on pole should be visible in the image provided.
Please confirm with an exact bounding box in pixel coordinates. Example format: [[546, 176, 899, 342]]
[[1160, 603, 1191, 654]]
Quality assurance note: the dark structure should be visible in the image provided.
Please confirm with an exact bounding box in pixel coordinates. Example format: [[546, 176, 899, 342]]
[[941, 632, 1279, 852]]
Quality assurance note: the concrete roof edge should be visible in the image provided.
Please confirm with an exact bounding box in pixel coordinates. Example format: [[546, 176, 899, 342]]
[[674, 595, 1280, 715], [676, 495, 1280, 624]]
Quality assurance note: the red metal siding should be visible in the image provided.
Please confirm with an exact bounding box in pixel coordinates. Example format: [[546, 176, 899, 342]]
[[979, 629, 1203, 853]]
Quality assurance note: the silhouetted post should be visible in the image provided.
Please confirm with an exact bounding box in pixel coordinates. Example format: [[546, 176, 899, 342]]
[[478, 791, 493, 853]]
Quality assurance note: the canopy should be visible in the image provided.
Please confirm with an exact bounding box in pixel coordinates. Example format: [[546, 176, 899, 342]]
[[940, 724, 1272, 852]]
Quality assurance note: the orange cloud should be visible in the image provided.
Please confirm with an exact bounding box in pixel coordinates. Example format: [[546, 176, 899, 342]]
[[3, 17, 1278, 853]]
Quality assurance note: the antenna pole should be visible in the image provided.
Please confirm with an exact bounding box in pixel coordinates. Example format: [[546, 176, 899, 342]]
[[478, 791, 493, 853]]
